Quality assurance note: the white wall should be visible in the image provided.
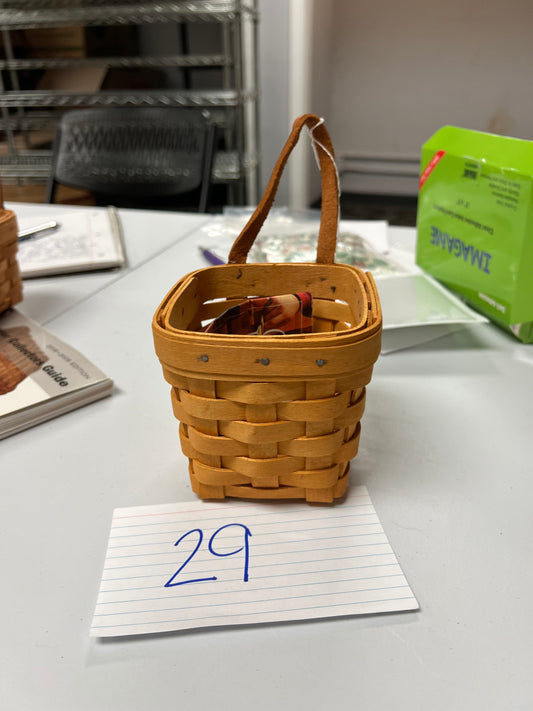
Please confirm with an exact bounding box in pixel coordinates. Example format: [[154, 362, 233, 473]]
[[258, 0, 533, 200], [257, 0, 335, 206], [257, 0, 290, 203], [326, 0, 533, 195]]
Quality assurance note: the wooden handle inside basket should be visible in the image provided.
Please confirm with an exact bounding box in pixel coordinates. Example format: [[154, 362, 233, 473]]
[[227, 113, 339, 265]]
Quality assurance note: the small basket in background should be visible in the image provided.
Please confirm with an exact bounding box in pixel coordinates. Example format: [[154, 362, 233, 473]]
[[0, 184, 22, 314], [153, 114, 382, 503]]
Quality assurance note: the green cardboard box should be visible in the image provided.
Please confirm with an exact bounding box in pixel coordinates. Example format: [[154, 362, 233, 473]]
[[416, 125, 533, 343]]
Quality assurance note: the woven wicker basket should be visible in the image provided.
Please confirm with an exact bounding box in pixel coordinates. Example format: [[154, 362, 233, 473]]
[[153, 114, 382, 503], [0, 184, 22, 314]]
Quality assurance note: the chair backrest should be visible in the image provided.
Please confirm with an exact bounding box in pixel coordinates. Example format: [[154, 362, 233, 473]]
[[46, 107, 216, 211]]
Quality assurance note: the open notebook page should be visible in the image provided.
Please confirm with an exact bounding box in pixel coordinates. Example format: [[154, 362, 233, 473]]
[[17, 207, 124, 278]]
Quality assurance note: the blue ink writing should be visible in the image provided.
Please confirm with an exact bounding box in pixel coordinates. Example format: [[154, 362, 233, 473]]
[[164, 528, 217, 587], [430, 225, 492, 274], [164, 523, 252, 588], [208, 523, 252, 582]]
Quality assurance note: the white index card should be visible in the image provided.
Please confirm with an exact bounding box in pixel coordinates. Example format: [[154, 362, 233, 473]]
[[91, 486, 418, 637]]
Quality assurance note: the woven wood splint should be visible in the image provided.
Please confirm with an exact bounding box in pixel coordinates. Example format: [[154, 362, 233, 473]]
[[153, 114, 382, 503], [0, 184, 22, 314]]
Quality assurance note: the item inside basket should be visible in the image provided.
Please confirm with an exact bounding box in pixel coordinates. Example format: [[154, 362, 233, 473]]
[[204, 292, 313, 335]]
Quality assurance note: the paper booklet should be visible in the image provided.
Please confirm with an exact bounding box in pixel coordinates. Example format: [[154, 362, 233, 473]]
[[16, 207, 125, 278], [0, 309, 113, 439]]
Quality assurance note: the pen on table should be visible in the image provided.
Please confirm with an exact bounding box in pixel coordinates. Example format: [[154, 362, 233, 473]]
[[17, 220, 59, 243], [199, 246, 226, 265]]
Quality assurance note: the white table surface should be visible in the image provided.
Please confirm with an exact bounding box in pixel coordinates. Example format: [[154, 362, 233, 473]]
[[2, 206, 533, 710]]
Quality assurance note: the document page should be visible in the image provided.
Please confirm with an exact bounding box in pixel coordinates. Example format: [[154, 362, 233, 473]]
[[17, 207, 124, 277]]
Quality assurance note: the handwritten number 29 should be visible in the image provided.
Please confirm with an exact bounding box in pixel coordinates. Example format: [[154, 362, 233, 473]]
[[164, 523, 252, 588]]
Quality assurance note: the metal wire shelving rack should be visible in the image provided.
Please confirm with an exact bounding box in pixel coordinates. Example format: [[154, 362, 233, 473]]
[[0, 0, 260, 204]]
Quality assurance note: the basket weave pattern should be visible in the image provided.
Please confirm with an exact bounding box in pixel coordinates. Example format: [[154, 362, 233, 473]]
[[0, 187, 22, 314], [177, 375, 365, 502], [154, 260, 381, 503], [153, 114, 382, 503]]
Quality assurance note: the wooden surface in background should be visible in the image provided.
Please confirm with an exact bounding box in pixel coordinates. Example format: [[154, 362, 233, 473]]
[[1, 184, 95, 205]]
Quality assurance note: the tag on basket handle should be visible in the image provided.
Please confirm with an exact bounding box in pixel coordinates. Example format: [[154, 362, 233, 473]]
[[228, 113, 339, 265]]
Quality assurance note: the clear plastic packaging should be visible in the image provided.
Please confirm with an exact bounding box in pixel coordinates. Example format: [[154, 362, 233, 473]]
[[197, 208, 406, 277]]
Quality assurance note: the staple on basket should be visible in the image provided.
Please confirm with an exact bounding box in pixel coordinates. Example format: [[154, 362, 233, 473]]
[[153, 113, 382, 503], [0, 184, 22, 315]]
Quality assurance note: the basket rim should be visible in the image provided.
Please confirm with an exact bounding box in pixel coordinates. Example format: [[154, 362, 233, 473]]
[[154, 316, 382, 380], [153, 261, 382, 345]]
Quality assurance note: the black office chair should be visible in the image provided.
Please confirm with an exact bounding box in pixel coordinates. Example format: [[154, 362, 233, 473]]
[[46, 107, 216, 212]]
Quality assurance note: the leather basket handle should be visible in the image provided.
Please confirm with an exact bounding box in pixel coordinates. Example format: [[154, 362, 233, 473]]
[[227, 113, 339, 265]]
